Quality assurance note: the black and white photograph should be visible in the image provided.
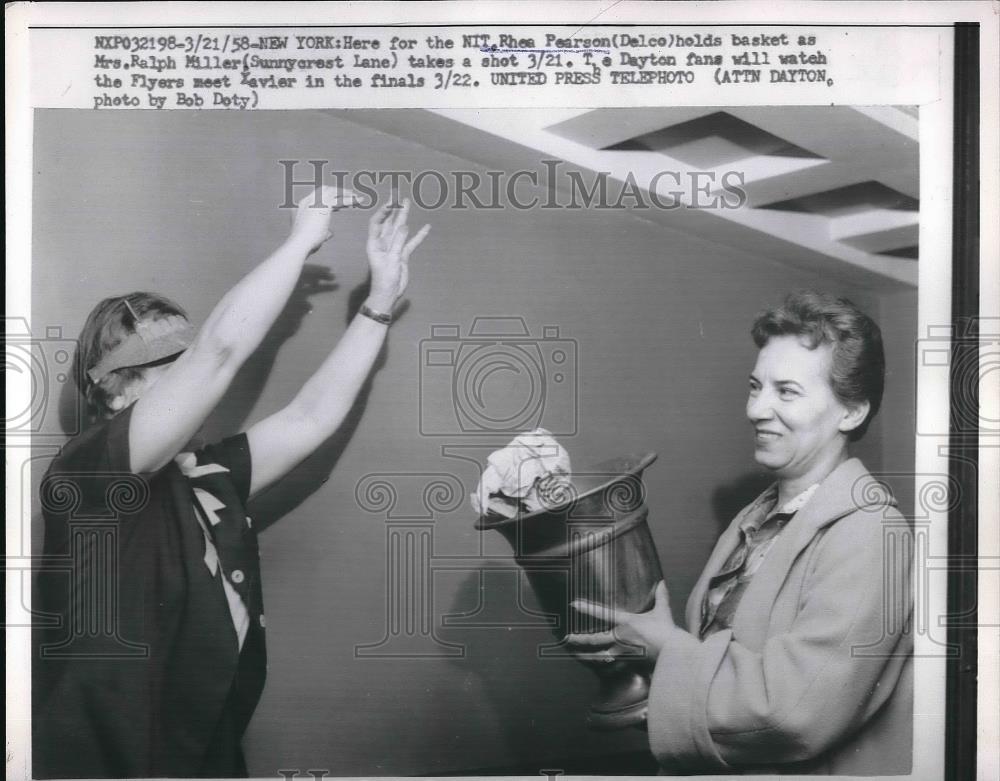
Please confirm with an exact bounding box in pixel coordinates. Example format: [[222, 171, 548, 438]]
[[5, 3, 997, 780]]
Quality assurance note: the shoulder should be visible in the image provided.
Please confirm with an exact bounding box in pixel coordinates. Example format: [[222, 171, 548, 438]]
[[796, 460, 907, 566], [808, 492, 909, 587], [817, 501, 905, 561], [48, 405, 135, 477], [807, 459, 901, 524]]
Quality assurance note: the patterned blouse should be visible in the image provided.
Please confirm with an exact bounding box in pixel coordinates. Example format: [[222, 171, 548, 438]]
[[700, 482, 819, 637]]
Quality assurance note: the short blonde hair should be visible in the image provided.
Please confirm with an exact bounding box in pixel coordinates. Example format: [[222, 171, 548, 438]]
[[73, 292, 188, 419]]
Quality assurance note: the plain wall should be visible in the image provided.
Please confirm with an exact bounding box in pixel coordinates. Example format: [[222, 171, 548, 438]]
[[876, 287, 921, 518], [30, 109, 915, 776]]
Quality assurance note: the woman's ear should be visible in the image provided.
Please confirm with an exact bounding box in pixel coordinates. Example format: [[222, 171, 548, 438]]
[[839, 399, 871, 434], [107, 377, 143, 413]]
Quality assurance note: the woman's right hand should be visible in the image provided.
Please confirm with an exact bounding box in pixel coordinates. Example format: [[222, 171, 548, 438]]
[[290, 186, 356, 254], [365, 197, 431, 311], [565, 581, 676, 668]]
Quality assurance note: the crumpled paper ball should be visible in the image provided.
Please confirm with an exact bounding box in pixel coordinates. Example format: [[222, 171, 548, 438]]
[[471, 428, 573, 518]]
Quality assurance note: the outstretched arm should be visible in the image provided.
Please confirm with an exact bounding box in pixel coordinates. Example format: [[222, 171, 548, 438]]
[[244, 199, 430, 498], [128, 187, 347, 474]]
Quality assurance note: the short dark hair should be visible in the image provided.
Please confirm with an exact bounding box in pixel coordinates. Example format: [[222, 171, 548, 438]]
[[751, 290, 885, 441], [73, 292, 188, 419]]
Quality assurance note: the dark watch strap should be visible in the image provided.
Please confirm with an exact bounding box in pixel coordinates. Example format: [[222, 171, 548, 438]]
[[359, 303, 393, 325]]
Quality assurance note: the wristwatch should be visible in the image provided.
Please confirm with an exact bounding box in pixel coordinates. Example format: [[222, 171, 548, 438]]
[[359, 303, 393, 325]]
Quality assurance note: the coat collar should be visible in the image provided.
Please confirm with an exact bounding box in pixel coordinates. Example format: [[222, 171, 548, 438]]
[[684, 458, 897, 634], [784, 457, 897, 540]]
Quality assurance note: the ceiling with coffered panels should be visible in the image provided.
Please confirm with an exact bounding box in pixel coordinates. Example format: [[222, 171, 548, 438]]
[[434, 105, 918, 286], [339, 106, 919, 287]]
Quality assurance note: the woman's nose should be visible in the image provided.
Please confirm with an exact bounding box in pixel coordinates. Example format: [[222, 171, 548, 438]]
[[746, 390, 774, 421]]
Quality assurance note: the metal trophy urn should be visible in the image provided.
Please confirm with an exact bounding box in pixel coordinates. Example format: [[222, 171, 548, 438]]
[[475, 452, 664, 730]]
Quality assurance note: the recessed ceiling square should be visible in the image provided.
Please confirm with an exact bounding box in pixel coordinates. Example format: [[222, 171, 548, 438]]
[[602, 111, 823, 168], [760, 180, 919, 216]]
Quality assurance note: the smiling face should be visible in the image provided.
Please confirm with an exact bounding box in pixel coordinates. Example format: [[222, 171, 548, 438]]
[[747, 335, 868, 488]]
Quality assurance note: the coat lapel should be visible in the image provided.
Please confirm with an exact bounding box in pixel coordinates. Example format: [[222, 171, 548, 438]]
[[730, 458, 897, 644]]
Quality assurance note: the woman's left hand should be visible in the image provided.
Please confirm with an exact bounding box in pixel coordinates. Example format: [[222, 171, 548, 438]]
[[365, 197, 430, 311], [565, 581, 676, 668]]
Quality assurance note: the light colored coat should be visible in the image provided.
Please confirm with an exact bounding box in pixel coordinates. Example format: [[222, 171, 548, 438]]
[[647, 458, 913, 775]]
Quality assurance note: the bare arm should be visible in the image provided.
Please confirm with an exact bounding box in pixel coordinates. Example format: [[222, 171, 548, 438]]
[[245, 199, 430, 497], [128, 187, 348, 474]]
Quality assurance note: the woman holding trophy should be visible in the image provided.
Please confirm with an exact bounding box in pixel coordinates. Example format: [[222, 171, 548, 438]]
[[567, 291, 913, 775]]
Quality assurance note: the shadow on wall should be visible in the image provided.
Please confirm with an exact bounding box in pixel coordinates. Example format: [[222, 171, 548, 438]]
[[55, 266, 398, 536], [206, 264, 340, 443], [246, 272, 405, 531], [418, 471, 777, 773], [430, 563, 654, 773], [435, 568, 598, 770]]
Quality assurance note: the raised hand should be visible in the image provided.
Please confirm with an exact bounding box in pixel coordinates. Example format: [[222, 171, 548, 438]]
[[290, 186, 357, 255], [366, 197, 431, 311]]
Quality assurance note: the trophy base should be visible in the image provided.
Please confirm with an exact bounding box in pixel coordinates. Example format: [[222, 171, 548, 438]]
[[586, 667, 651, 731], [587, 698, 649, 731]]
